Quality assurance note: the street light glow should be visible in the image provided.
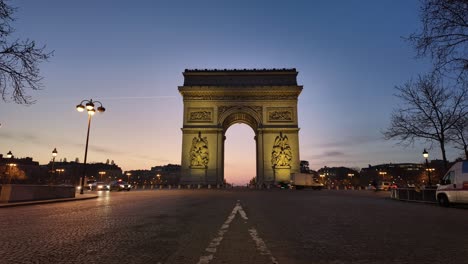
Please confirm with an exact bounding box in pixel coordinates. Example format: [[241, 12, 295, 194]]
[[76, 104, 85, 112], [422, 149, 429, 159]]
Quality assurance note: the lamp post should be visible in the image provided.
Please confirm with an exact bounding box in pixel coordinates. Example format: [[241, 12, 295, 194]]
[[7, 163, 16, 184], [51, 148, 57, 184], [76, 99, 106, 194], [348, 173, 354, 186], [56, 168, 65, 184], [4, 151, 13, 184], [378, 171, 387, 177], [99, 171, 106, 181], [423, 149, 432, 186], [126, 172, 131, 183]]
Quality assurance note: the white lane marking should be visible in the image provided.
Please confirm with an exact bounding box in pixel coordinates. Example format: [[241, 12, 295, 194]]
[[248, 228, 279, 264], [197, 201, 278, 264]]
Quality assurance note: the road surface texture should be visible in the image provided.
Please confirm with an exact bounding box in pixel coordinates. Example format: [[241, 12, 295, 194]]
[[1, 189, 467, 264]]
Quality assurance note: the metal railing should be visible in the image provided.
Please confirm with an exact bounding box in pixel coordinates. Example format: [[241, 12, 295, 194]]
[[390, 188, 437, 203]]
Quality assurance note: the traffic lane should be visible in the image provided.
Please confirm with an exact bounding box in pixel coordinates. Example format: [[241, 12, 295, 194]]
[[0, 190, 238, 264], [240, 190, 468, 264]]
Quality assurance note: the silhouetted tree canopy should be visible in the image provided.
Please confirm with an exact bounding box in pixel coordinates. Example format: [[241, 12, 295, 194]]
[[409, 0, 468, 80], [384, 74, 467, 168], [0, 0, 52, 104]]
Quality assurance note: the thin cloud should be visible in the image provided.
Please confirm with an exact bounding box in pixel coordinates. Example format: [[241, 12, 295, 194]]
[[313, 136, 380, 149], [323, 151, 345, 157], [1, 132, 41, 144]]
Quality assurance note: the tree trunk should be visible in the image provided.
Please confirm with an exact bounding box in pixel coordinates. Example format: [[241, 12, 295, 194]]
[[440, 140, 449, 170]]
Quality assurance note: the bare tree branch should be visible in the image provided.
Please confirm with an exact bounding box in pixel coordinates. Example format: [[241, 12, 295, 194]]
[[0, 0, 52, 104], [408, 0, 468, 80]]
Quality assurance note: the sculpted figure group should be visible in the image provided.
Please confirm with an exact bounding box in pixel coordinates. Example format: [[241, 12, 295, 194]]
[[271, 132, 292, 168], [190, 132, 209, 167]]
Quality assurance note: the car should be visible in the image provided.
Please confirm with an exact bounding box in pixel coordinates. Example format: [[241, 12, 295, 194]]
[[90, 181, 109, 191], [377, 181, 391, 191], [85, 180, 97, 190], [109, 180, 131, 191]]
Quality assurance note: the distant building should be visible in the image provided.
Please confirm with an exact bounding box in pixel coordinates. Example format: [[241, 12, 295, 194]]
[[360, 163, 425, 186], [317, 166, 360, 187], [125, 164, 181, 186], [0, 155, 42, 184], [45, 161, 123, 185]]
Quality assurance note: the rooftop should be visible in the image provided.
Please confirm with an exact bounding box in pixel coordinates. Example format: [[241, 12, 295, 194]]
[[182, 68, 299, 86]]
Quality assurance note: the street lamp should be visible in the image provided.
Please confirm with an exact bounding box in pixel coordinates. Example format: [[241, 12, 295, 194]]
[[76, 99, 106, 194], [56, 168, 65, 184], [51, 148, 58, 184], [99, 171, 106, 181], [126, 172, 131, 183], [7, 163, 17, 184], [378, 171, 387, 181], [423, 149, 432, 186]]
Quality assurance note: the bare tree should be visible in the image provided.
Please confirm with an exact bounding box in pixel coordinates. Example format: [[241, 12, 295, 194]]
[[408, 0, 468, 79], [384, 74, 468, 169], [0, 1, 52, 104]]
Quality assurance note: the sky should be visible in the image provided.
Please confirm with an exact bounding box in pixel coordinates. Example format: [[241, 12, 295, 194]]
[[0, 0, 461, 185]]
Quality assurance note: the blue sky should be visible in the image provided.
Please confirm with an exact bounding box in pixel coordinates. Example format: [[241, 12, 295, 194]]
[[0, 0, 460, 184]]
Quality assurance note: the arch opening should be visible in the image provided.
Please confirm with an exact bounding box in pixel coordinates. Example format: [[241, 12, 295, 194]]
[[224, 123, 256, 186]]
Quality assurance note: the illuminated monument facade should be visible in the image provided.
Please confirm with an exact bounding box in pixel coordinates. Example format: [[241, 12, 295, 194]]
[[179, 69, 302, 186]]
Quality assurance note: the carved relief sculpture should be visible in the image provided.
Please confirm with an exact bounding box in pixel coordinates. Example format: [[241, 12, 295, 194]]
[[269, 111, 292, 121], [190, 132, 209, 168], [188, 108, 213, 122], [190, 111, 211, 121], [267, 107, 294, 122], [271, 132, 292, 168]]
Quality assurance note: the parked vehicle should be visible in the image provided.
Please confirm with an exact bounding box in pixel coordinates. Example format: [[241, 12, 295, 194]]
[[436, 161, 468, 207], [109, 180, 131, 191], [377, 181, 391, 191], [290, 173, 324, 190]]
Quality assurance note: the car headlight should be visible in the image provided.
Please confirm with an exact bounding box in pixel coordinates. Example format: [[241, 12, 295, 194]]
[[120, 184, 124, 188]]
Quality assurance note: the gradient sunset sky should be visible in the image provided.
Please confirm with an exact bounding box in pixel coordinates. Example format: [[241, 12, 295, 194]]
[[0, 0, 461, 184]]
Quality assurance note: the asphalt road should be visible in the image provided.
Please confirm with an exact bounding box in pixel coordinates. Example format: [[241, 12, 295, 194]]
[[1, 189, 467, 264]]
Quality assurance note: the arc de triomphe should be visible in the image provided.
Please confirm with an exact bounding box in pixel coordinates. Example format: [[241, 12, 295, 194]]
[[179, 68, 302, 186]]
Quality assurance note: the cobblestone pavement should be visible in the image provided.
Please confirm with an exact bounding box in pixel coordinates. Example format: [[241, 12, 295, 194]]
[[0, 189, 467, 264]]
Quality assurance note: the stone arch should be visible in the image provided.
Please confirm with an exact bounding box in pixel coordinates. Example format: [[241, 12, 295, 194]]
[[219, 106, 262, 131], [179, 69, 302, 186]]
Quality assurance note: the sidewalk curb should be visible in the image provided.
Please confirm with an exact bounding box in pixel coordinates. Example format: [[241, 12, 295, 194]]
[[0, 194, 99, 208]]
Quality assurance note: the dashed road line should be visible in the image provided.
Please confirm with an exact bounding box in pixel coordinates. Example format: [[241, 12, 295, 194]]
[[248, 228, 278, 264], [197, 200, 278, 264]]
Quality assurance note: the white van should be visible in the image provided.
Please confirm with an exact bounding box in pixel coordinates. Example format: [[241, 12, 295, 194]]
[[436, 161, 468, 206]]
